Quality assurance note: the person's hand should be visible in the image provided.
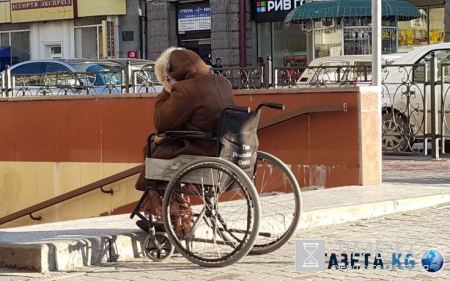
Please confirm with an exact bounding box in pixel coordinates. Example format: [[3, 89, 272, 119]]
[[153, 135, 166, 145]]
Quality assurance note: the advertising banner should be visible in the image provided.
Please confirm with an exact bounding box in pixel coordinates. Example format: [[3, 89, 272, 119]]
[[252, 0, 305, 23], [10, 0, 74, 23], [178, 3, 211, 33]]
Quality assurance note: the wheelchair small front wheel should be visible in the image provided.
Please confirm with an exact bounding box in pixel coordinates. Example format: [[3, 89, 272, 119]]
[[162, 157, 261, 267], [143, 232, 174, 262]]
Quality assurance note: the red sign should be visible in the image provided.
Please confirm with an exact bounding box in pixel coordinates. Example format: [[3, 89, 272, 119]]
[[284, 55, 307, 67], [127, 51, 138, 59]]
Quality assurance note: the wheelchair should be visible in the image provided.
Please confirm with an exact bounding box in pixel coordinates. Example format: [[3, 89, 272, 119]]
[[130, 102, 302, 267]]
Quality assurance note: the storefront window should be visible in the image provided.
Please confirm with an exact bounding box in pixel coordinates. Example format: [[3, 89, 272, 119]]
[[343, 18, 371, 27], [273, 22, 306, 67], [314, 29, 343, 58], [257, 22, 271, 66], [344, 27, 371, 55], [429, 7, 445, 44], [397, 6, 445, 53], [382, 27, 398, 54], [257, 22, 307, 68], [75, 26, 103, 59], [343, 27, 397, 55], [74, 16, 106, 59], [0, 31, 30, 67]]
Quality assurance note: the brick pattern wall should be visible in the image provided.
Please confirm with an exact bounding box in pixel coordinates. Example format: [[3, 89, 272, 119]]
[[245, 0, 257, 66], [147, 2, 177, 60], [211, 0, 240, 67]]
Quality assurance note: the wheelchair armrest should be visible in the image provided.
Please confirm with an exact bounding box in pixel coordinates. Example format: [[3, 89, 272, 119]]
[[159, 130, 216, 140], [146, 131, 216, 157]]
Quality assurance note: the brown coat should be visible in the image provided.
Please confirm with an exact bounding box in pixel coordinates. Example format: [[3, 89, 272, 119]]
[[151, 48, 236, 159]]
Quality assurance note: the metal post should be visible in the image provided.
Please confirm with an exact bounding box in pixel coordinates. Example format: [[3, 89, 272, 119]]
[[5, 65, 11, 98], [441, 64, 446, 153], [263, 57, 272, 89], [1, 70, 5, 98], [267, 56, 273, 88], [125, 60, 131, 94], [424, 62, 429, 155], [372, 0, 381, 87], [372, 0, 382, 182], [430, 52, 439, 159]]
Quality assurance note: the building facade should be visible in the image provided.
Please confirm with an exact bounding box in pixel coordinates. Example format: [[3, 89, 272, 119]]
[[253, 0, 446, 66], [145, 0, 446, 68], [0, 0, 446, 70], [146, 0, 255, 68], [0, 0, 149, 71]]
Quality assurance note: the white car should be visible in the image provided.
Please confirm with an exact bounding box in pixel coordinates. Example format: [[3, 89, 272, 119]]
[[382, 42, 450, 152], [292, 54, 405, 87]]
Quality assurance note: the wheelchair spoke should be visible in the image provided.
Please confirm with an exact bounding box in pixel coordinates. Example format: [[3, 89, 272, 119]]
[[163, 160, 259, 266]]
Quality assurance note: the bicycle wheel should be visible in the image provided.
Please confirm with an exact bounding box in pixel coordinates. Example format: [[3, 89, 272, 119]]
[[162, 157, 261, 267], [249, 151, 302, 255]]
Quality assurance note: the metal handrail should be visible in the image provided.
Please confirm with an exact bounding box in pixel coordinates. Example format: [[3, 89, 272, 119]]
[[0, 165, 143, 225], [258, 103, 348, 130], [0, 103, 348, 226]]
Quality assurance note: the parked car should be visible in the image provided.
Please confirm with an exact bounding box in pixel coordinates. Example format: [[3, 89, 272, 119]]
[[294, 54, 405, 87], [382, 42, 450, 152], [105, 58, 162, 93], [0, 58, 163, 96]]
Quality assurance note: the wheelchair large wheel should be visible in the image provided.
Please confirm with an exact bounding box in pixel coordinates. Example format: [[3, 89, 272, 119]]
[[249, 151, 302, 255], [162, 157, 261, 267]]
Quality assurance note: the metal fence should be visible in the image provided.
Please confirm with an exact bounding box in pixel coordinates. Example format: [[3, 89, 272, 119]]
[[2, 55, 450, 158], [0, 63, 162, 97]]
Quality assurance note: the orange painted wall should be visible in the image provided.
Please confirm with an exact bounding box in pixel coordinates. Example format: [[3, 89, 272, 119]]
[[0, 88, 379, 226], [0, 90, 359, 187]]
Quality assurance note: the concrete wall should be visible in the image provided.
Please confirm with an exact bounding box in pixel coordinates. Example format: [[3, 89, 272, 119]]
[[0, 87, 381, 228], [118, 0, 141, 58], [30, 20, 74, 59]]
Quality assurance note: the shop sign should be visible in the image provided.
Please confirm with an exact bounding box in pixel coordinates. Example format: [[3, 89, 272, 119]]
[[10, 0, 74, 23], [178, 3, 211, 33], [252, 0, 305, 22], [284, 55, 307, 67]]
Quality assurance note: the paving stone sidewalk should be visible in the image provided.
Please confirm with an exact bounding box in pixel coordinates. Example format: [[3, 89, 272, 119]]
[[382, 155, 450, 185], [1, 203, 448, 281]]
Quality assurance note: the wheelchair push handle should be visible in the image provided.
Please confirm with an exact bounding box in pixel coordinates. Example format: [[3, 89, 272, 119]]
[[224, 105, 251, 113], [257, 102, 285, 111]]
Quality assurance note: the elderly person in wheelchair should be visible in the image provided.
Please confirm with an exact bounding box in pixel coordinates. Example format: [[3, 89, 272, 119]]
[[132, 47, 300, 267], [134, 47, 236, 237]]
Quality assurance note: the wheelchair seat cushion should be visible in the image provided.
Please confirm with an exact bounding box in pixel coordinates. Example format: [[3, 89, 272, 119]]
[[151, 138, 217, 160]]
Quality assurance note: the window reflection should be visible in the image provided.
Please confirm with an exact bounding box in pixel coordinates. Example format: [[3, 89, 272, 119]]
[[314, 29, 342, 58], [398, 7, 444, 53], [257, 22, 307, 68]]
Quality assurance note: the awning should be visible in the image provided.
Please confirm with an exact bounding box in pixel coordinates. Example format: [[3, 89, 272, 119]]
[[284, 0, 421, 23]]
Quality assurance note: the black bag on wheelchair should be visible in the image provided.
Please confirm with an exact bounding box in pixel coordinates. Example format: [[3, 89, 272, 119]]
[[217, 109, 261, 183]]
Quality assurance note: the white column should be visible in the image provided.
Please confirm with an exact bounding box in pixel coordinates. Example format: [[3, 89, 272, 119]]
[[372, 0, 381, 87], [372, 0, 382, 183]]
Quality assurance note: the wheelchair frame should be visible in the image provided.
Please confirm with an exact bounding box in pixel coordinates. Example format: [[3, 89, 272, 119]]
[[130, 102, 302, 267]]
